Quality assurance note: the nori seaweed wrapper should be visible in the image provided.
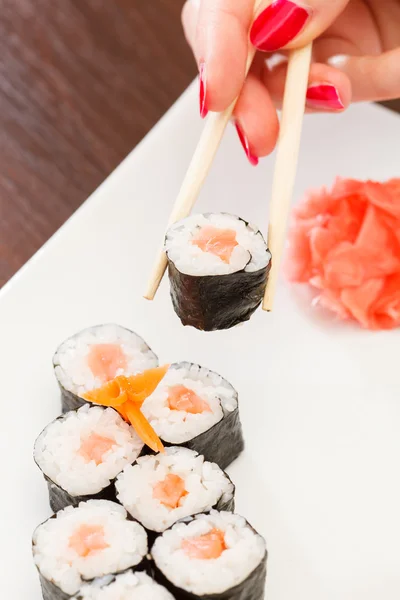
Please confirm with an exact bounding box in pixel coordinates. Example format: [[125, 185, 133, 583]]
[[166, 215, 272, 331], [44, 475, 116, 513], [38, 574, 70, 600], [151, 515, 267, 600], [59, 386, 86, 414], [33, 513, 149, 600], [172, 406, 244, 471], [139, 411, 243, 475], [52, 324, 158, 413]]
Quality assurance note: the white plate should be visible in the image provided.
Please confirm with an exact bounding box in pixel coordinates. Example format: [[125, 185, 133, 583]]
[[1, 82, 400, 599]]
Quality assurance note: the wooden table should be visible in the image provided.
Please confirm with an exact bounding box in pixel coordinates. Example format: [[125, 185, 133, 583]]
[[1, 1, 398, 287], [0, 0, 194, 286]]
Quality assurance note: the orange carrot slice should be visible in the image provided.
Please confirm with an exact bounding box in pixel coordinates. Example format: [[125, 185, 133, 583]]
[[83, 366, 168, 407], [83, 376, 129, 406], [123, 365, 169, 406], [182, 529, 227, 560], [82, 366, 168, 452], [125, 401, 164, 453]]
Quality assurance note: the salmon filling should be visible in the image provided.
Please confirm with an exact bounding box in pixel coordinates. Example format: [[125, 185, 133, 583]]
[[182, 528, 227, 560], [167, 385, 211, 414], [87, 344, 127, 383], [84, 366, 168, 453], [192, 226, 238, 264], [79, 433, 115, 465], [69, 524, 109, 557], [153, 474, 188, 509]]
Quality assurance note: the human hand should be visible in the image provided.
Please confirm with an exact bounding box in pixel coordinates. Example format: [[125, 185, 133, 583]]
[[182, 0, 400, 165]]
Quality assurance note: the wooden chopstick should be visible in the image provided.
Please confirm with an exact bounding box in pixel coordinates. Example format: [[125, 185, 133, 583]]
[[263, 43, 313, 311], [144, 0, 265, 301], [143, 107, 246, 300]]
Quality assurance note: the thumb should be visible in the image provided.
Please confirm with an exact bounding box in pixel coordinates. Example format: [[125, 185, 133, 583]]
[[250, 0, 350, 53], [328, 49, 400, 102]]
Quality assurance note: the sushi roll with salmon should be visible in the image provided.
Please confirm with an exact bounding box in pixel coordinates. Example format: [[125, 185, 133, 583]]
[[34, 405, 144, 512], [115, 447, 234, 535], [73, 571, 175, 600], [165, 213, 271, 331], [152, 511, 267, 599], [140, 362, 244, 469], [53, 324, 158, 412], [32, 500, 148, 600]]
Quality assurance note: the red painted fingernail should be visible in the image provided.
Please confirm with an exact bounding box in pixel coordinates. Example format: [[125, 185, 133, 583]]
[[199, 62, 208, 118], [306, 84, 345, 110], [250, 0, 311, 52], [235, 122, 259, 166]]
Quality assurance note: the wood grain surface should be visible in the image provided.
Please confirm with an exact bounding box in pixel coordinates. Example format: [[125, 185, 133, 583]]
[[0, 1, 399, 287], [0, 0, 195, 286]]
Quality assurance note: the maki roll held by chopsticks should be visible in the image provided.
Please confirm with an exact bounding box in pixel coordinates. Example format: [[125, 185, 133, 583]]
[[165, 213, 271, 331]]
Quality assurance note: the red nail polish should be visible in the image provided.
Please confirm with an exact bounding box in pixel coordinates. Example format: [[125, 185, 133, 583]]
[[199, 62, 208, 118], [250, 0, 311, 52], [235, 122, 259, 166], [306, 84, 345, 110]]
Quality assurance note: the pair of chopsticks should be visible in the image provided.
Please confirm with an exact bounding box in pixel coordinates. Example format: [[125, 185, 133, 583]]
[[144, 0, 312, 311]]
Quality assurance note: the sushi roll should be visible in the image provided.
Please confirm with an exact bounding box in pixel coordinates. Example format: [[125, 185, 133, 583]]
[[165, 213, 271, 331], [115, 447, 235, 534], [34, 405, 144, 512], [32, 500, 148, 600], [140, 362, 244, 469], [73, 571, 175, 600], [152, 511, 267, 600], [53, 324, 158, 412]]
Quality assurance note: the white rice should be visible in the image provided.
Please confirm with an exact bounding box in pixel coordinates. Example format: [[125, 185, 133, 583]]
[[53, 324, 158, 397], [152, 511, 266, 596], [116, 447, 234, 532], [74, 571, 175, 600], [33, 500, 148, 596], [165, 213, 270, 276], [34, 405, 144, 496], [141, 363, 237, 444]]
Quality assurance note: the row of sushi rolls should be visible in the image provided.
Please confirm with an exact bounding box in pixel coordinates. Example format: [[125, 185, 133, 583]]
[[33, 214, 270, 600], [33, 184, 400, 600]]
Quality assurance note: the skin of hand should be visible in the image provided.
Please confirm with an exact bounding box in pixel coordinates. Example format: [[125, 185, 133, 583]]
[[182, 0, 400, 165]]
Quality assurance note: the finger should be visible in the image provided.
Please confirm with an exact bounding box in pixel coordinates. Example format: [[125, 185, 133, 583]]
[[250, 0, 350, 53], [232, 73, 280, 164], [327, 49, 400, 102], [263, 58, 351, 112], [194, 0, 255, 113], [181, 0, 200, 50]]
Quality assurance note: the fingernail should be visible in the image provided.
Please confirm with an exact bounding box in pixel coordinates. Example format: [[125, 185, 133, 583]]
[[234, 121, 259, 166], [199, 62, 208, 119], [306, 84, 345, 111], [250, 0, 311, 52], [327, 54, 349, 69]]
